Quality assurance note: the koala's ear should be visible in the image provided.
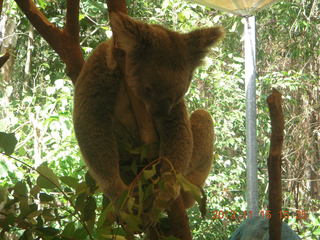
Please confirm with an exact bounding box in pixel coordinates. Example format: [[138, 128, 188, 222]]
[[110, 12, 151, 51], [185, 27, 225, 66]]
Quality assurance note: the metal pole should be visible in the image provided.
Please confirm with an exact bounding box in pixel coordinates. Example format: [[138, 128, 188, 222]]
[[244, 15, 259, 217]]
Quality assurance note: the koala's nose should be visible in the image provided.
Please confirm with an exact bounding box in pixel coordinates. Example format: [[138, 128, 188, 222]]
[[153, 99, 172, 117]]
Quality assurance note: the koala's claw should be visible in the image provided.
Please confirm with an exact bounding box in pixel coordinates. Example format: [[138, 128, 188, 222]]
[[102, 180, 129, 202], [153, 172, 180, 210]]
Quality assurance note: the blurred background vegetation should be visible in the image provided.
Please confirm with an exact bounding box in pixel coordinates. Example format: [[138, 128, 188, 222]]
[[0, 0, 319, 239]]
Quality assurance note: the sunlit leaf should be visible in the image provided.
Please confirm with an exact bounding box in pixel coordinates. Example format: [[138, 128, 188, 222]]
[[60, 176, 79, 189], [30, 185, 41, 197], [37, 175, 56, 189], [14, 181, 28, 197], [36, 163, 60, 189], [176, 173, 201, 203]]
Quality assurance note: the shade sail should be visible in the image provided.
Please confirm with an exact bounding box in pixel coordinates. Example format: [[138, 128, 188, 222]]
[[193, 0, 278, 15]]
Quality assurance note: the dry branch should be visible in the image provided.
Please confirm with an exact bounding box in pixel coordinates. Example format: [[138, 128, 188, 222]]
[[0, 51, 10, 68], [13, 0, 84, 82], [65, 0, 81, 39], [267, 88, 284, 240]]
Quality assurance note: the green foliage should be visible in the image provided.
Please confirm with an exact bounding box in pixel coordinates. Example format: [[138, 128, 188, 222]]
[[0, 0, 319, 239], [0, 137, 203, 239]]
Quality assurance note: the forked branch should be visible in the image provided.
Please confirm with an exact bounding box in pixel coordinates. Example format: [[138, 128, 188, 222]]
[[65, 0, 81, 38], [13, 0, 84, 82], [267, 88, 284, 240]]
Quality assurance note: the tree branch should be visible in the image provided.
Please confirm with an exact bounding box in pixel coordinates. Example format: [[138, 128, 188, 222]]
[[14, 0, 61, 49], [65, 0, 81, 39], [14, 0, 84, 82], [267, 88, 284, 240]]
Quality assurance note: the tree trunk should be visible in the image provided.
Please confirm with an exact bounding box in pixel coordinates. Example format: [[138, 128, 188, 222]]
[[267, 89, 284, 240], [0, 15, 17, 84], [24, 23, 34, 93]]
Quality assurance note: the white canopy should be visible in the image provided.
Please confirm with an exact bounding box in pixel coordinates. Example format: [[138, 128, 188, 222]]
[[193, 0, 278, 15]]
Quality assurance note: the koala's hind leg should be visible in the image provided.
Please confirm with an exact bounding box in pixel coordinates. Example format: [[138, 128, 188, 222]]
[[181, 109, 214, 209], [73, 42, 128, 202]]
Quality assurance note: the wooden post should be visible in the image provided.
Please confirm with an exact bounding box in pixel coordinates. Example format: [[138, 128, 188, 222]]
[[267, 89, 284, 240]]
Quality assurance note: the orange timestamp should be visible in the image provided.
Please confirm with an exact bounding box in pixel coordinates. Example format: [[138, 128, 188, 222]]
[[211, 210, 308, 220]]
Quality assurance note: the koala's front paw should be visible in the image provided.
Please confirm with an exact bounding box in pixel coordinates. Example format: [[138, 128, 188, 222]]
[[102, 179, 129, 202], [154, 171, 180, 210]]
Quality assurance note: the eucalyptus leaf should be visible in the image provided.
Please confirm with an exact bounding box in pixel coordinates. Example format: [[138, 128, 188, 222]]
[[83, 196, 96, 221], [14, 181, 28, 197], [176, 173, 201, 203], [36, 163, 60, 189], [0, 132, 17, 155], [60, 176, 79, 189]]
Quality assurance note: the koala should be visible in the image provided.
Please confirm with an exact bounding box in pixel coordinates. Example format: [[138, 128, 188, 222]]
[[73, 12, 223, 208]]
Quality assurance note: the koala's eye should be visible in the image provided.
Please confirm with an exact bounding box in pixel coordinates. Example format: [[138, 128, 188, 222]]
[[144, 86, 153, 98]]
